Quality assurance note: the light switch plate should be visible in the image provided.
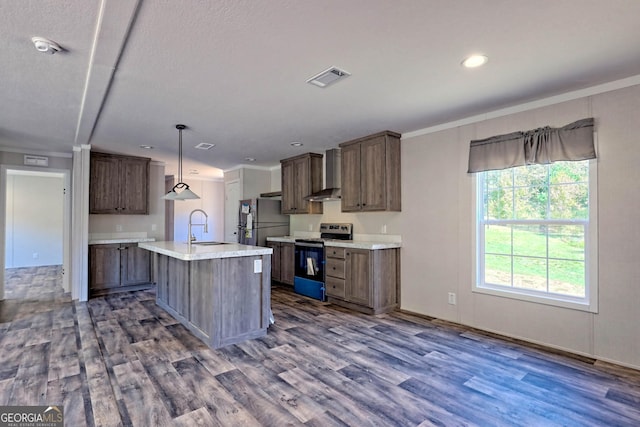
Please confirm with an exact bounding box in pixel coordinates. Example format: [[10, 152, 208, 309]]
[[254, 259, 262, 273]]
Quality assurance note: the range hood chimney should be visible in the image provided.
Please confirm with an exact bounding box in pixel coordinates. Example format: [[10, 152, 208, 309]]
[[304, 148, 341, 202]]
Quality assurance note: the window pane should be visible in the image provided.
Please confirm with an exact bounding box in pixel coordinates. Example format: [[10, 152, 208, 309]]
[[513, 256, 547, 291], [550, 183, 588, 219], [486, 169, 513, 220], [514, 164, 547, 187], [487, 187, 513, 220], [485, 225, 511, 255], [515, 187, 548, 219], [485, 254, 511, 286], [549, 259, 585, 297], [513, 225, 547, 258], [487, 169, 512, 187], [548, 225, 585, 261], [549, 161, 588, 185], [477, 159, 592, 306]]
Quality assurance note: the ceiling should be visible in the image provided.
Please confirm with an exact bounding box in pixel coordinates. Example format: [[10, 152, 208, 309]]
[[3, 0, 640, 179]]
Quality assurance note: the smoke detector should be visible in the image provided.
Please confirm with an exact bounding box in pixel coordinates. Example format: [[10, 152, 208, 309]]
[[31, 37, 62, 54]]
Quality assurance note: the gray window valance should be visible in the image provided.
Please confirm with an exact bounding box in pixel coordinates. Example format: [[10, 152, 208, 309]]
[[467, 118, 596, 173]]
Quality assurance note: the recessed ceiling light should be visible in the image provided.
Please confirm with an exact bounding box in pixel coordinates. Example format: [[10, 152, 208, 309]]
[[244, 157, 256, 162], [139, 145, 154, 149], [461, 54, 488, 68], [290, 142, 303, 147], [31, 36, 62, 54], [188, 169, 199, 175]]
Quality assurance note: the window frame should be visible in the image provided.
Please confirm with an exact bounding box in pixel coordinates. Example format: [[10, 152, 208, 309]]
[[472, 159, 598, 313]]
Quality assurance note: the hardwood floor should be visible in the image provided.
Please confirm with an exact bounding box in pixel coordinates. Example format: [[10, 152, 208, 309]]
[[2, 266, 640, 426]]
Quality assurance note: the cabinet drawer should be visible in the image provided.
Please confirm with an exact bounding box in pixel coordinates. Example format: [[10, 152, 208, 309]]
[[325, 276, 345, 298], [326, 247, 345, 259], [326, 257, 345, 279]]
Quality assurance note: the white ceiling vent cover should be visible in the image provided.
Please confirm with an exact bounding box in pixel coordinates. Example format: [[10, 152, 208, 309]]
[[24, 155, 49, 166], [195, 142, 215, 150], [306, 66, 351, 88]]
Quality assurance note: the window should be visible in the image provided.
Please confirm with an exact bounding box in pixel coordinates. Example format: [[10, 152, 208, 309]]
[[475, 160, 597, 311]]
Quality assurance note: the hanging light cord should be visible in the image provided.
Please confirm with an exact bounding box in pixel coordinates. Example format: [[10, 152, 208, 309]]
[[174, 124, 189, 191]]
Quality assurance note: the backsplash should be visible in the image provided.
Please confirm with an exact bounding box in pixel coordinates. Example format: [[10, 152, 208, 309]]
[[289, 200, 402, 237], [89, 231, 149, 240]]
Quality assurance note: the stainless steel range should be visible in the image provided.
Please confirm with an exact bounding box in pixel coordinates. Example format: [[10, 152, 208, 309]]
[[294, 223, 353, 301]]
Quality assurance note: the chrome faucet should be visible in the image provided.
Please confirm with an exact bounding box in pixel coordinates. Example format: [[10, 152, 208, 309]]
[[188, 209, 208, 245]]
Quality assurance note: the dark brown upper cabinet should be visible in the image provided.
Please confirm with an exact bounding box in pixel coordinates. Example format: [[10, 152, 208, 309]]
[[280, 153, 323, 215], [339, 131, 401, 212], [90, 152, 150, 214]]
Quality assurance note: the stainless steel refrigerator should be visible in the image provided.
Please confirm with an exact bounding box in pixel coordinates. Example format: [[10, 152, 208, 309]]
[[238, 198, 289, 246]]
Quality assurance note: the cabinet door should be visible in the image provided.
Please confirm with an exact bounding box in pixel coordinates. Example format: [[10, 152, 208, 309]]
[[120, 157, 149, 214], [267, 242, 281, 282], [89, 155, 121, 214], [281, 160, 296, 214], [360, 136, 387, 211], [89, 244, 121, 290], [293, 157, 310, 213], [121, 245, 151, 286], [340, 143, 361, 212], [280, 243, 295, 285], [345, 249, 372, 306]]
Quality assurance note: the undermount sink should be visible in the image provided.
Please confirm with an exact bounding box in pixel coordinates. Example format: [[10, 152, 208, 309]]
[[191, 241, 229, 246]]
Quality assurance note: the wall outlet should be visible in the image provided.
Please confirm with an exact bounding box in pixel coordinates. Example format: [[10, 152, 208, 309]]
[[254, 259, 262, 273], [448, 292, 456, 305], [116, 224, 123, 232], [32, 252, 39, 259], [381, 224, 387, 234], [308, 224, 313, 231], [151, 224, 157, 231]]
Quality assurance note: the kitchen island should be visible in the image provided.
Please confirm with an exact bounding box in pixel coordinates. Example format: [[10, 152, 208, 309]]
[[138, 241, 272, 349]]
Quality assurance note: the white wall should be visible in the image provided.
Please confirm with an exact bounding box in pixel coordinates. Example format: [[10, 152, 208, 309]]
[[401, 84, 640, 368], [5, 173, 64, 267], [172, 178, 225, 242]]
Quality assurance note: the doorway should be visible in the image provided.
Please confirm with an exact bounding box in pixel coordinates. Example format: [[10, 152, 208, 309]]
[[224, 179, 240, 242], [1, 166, 71, 300]]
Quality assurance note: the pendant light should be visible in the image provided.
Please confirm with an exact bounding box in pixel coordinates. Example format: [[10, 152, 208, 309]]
[[162, 124, 200, 200]]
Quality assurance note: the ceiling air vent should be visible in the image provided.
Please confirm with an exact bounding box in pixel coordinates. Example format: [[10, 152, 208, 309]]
[[306, 66, 351, 88], [194, 143, 215, 150], [24, 155, 49, 166]]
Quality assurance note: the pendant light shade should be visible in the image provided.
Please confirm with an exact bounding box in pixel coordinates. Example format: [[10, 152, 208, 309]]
[[162, 124, 200, 201]]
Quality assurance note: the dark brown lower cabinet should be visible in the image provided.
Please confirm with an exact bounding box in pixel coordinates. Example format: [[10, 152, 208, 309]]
[[89, 244, 153, 297], [326, 247, 400, 315], [266, 241, 294, 286]]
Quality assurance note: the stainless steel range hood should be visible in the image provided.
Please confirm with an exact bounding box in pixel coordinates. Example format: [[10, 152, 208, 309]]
[[304, 148, 341, 201]]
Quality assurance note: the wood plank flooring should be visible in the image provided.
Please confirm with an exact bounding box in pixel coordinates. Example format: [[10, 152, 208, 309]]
[[2, 266, 640, 426]]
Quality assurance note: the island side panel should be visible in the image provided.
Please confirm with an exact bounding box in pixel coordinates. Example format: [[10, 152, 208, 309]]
[[167, 256, 189, 317], [155, 253, 168, 303], [211, 255, 271, 348], [189, 259, 214, 339]]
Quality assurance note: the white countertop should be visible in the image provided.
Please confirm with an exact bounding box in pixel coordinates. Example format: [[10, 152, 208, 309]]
[[89, 237, 156, 245], [266, 236, 401, 250], [138, 241, 272, 261]]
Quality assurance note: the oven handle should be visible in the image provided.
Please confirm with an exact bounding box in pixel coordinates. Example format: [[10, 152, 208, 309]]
[[295, 242, 324, 249]]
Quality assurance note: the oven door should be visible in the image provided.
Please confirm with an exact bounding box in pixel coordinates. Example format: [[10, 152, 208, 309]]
[[294, 242, 325, 300]]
